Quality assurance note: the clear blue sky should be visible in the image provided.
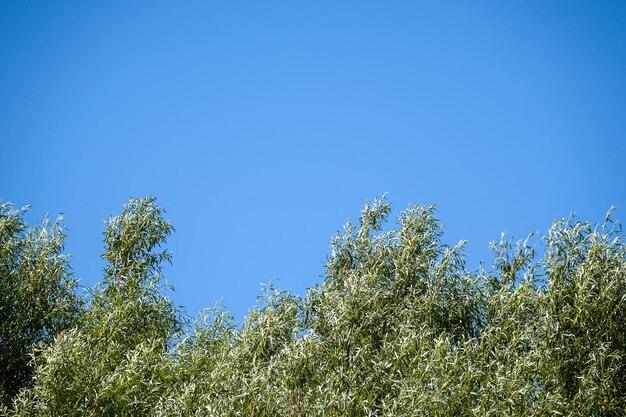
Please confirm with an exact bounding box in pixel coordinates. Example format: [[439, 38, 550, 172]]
[[2, 1, 625, 321]]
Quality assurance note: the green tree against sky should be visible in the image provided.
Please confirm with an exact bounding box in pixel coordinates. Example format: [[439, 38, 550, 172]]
[[2, 196, 626, 416], [0, 202, 80, 410]]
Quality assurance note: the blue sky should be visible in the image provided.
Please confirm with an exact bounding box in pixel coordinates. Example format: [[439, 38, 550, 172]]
[[2, 1, 625, 321]]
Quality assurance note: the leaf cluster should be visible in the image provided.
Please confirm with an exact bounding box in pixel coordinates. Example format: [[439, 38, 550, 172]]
[[3, 196, 626, 416], [0, 202, 81, 411]]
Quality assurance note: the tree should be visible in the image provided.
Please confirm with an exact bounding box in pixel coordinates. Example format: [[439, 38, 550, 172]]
[[11, 197, 182, 416], [6, 195, 626, 416], [0, 202, 80, 410]]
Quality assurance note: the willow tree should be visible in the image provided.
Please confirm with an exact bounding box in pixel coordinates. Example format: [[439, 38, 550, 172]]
[[11, 197, 182, 416], [6, 196, 626, 416], [0, 202, 80, 410]]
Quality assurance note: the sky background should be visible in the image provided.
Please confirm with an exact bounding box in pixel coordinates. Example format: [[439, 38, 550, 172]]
[[2, 1, 625, 321]]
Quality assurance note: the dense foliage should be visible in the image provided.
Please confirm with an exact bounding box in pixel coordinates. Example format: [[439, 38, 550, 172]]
[[0, 203, 80, 410], [2, 196, 625, 416]]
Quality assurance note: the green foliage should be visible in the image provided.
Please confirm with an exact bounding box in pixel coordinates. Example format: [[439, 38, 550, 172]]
[[0, 202, 80, 410], [3, 196, 626, 416], [11, 197, 181, 416]]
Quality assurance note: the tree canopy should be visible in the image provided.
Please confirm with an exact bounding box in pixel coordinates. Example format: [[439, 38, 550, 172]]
[[2, 196, 625, 416], [0, 202, 80, 410]]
